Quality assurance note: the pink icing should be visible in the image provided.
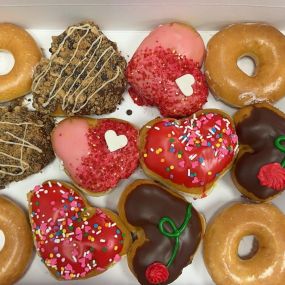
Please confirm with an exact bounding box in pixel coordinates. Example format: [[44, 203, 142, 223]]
[[136, 23, 205, 66], [52, 118, 139, 193], [51, 118, 89, 183]]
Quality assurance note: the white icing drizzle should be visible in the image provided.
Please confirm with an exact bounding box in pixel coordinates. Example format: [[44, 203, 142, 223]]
[[42, 26, 92, 107], [65, 46, 115, 111], [0, 122, 44, 176], [32, 23, 92, 90], [32, 23, 122, 113], [0, 121, 43, 127], [52, 35, 104, 109], [73, 66, 121, 113]]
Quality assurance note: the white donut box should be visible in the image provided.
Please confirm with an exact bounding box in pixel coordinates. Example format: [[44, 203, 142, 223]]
[[0, 0, 285, 284]]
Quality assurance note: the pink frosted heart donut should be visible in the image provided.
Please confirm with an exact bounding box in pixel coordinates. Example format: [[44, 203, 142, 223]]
[[51, 117, 139, 195], [126, 22, 208, 118]]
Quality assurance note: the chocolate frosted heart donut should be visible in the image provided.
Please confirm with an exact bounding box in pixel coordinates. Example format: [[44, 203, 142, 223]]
[[140, 109, 238, 197], [118, 180, 205, 285], [232, 102, 285, 201], [28, 181, 131, 280], [51, 117, 139, 195]]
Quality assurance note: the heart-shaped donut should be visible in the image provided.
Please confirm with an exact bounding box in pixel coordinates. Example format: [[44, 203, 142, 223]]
[[51, 117, 139, 195], [232, 103, 285, 202], [126, 22, 208, 118], [28, 181, 131, 280], [140, 109, 238, 197], [118, 180, 205, 285]]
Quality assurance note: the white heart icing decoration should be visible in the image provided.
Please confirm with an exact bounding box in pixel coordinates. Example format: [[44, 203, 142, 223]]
[[104, 130, 128, 152], [175, 74, 195, 96], [0, 230, 5, 252]]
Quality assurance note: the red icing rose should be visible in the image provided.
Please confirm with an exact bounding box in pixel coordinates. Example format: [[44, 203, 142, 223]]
[[257, 162, 285, 191], [145, 262, 169, 284]]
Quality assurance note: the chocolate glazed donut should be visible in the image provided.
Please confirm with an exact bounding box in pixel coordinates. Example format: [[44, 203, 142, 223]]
[[118, 180, 205, 285], [232, 103, 285, 201]]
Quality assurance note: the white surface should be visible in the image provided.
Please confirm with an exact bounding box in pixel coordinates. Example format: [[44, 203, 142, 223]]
[[0, 230, 5, 252], [0, 50, 15, 75], [0, 27, 285, 285], [1, 1, 285, 30]]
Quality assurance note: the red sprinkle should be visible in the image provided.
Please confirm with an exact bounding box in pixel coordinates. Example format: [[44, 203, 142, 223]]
[[257, 162, 285, 191], [126, 46, 208, 118], [142, 112, 238, 189], [76, 120, 139, 193], [30, 181, 125, 280], [145, 262, 169, 284]]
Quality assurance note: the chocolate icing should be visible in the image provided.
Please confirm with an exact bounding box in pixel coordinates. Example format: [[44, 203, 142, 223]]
[[124, 183, 203, 285], [235, 106, 285, 199]]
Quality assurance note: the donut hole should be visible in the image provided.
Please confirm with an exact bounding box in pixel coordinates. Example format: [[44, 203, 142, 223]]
[[237, 56, 256, 77], [0, 50, 15, 75], [238, 235, 259, 260], [0, 230, 5, 252]]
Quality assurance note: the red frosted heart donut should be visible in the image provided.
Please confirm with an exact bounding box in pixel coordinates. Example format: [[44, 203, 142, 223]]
[[140, 109, 239, 197], [126, 22, 208, 118], [51, 117, 139, 195], [28, 181, 131, 281]]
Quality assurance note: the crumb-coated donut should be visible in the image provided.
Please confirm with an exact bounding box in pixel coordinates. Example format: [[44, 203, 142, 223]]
[[0, 196, 33, 285], [0, 106, 55, 188], [139, 109, 238, 197], [32, 21, 127, 116], [232, 102, 285, 202], [118, 179, 205, 285], [28, 180, 131, 281], [205, 23, 285, 107], [51, 117, 139, 195], [126, 22, 208, 118], [203, 203, 285, 285], [0, 23, 41, 102]]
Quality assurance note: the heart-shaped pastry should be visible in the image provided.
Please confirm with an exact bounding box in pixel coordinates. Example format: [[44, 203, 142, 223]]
[[118, 180, 205, 285], [28, 181, 131, 281], [232, 103, 285, 202], [51, 117, 139, 195], [126, 23, 208, 118], [140, 109, 238, 197]]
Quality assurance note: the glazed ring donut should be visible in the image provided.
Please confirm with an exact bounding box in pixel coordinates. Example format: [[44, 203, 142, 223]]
[[203, 203, 285, 285], [0, 23, 41, 102], [205, 23, 285, 107], [0, 196, 33, 285]]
